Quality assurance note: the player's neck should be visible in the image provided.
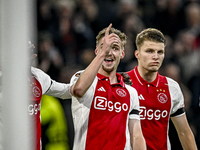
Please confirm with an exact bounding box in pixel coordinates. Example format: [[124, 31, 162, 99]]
[[98, 69, 118, 84], [137, 67, 158, 83]]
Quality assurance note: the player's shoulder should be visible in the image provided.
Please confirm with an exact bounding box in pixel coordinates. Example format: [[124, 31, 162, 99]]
[[165, 76, 179, 87], [31, 66, 45, 77], [161, 76, 182, 95], [31, 66, 50, 81], [158, 74, 179, 87], [70, 70, 85, 84], [73, 70, 84, 78], [125, 84, 138, 94], [71, 70, 85, 80]]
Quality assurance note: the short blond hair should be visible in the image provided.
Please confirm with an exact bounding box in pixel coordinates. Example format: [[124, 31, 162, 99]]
[[136, 28, 166, 50], [96, 27, 127, 49]]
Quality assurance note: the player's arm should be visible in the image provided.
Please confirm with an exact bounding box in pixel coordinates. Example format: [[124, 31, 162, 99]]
[[31, 66, 71, 99], [70, 45, 106, 97], [128, 118, 146, 150], [70, 23, 120, 97], [171, 114, 197, 150], [45, 80, 71, 99]]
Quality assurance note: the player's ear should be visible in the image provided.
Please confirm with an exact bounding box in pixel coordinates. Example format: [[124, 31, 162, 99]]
[[135, 50, 139, 59], [120, 49, 125, 59], [95, 47, 98, 55]]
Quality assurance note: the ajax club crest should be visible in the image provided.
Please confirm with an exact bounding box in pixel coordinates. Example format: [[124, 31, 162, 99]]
[[116, 88, 127, 97], [157, 93, 168, 104], [32, 86, 41, 98]]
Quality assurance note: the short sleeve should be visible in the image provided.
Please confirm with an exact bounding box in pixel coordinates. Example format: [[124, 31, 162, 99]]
[[125, 84, 140, 120], [31, 67, 71, 99], [70, 70, 97, 107], [70, 70, 84, 87], [167, 77, 185, 117], [31, 67, 51, 94]]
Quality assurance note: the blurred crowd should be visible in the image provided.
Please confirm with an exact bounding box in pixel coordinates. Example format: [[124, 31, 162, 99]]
[[36, 0, 200, 149]]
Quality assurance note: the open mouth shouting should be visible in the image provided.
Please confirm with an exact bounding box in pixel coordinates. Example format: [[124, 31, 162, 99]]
[[104, 58, 114, 65]]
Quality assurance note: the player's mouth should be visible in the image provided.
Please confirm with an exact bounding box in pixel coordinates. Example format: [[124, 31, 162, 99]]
[[104, 58, 114, 64], [151, 62, 159, 66]]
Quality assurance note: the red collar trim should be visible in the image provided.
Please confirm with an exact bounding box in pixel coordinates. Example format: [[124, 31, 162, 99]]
[[97, 73, 125, 87], [134, 67, 159, 87]]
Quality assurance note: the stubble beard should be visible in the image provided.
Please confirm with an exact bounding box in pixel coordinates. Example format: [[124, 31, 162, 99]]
[[102, 65, 115, 73], [148, 66, 160, 72]]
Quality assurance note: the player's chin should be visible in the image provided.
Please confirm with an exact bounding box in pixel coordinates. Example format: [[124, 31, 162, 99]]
[[149, 66, 159, 72], [102, 65, 115, 72]]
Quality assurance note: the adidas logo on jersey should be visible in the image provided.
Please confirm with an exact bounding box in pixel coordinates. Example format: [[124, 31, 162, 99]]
[[98, 87, 106, 92], [138, 94, 145, 100]]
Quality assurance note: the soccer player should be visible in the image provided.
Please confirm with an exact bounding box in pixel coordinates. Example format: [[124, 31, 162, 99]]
[[29, 43, 71, 150], [70, 24, 146, 150], [126, 28, 197, 149]]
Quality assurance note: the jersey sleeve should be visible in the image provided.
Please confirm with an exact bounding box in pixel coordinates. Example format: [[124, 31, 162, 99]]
[[70, 70, 84, 87], [45, 80, 71, 99], [125, 85, 140, 120], [31, 67, 51, 94], [167, 77, 185, 117], [31, 67, 71, 99], [70, 70, 97, 105]]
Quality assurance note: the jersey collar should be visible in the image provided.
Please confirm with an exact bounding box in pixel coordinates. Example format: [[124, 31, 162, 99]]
[[97, 73, 125, 88], [134, 66, 159, 87]]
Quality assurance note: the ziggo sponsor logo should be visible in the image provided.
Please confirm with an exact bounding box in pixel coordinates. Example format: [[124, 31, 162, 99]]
[[28, 103, 41, 115], [94, 96, 128, 113], [139, 106, 168, 120]]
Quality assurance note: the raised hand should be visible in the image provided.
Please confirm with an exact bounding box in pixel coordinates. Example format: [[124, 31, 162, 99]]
[[101, 24, 121, 56], [29, 41, 37, 61]]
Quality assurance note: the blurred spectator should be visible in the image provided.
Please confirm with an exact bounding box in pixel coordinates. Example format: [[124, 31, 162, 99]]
[[174, 2, 200, 84], [37, 0, 58, 32], [185, 2, 200, 38], [173, 29, 200, 84], [152, 0, 186, 39], [54, 0, 77, 65], [138, 0, 156, 27], [37, 31, 64, 81]]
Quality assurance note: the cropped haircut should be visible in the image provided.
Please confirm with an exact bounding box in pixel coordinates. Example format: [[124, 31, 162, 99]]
[[96, 27, 127, 49], [136, 28, 166, 50]]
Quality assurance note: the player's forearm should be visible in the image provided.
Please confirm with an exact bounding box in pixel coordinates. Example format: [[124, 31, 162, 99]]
[[71, 52, 105, 97], [179, 132, 197, 150], [132, 136, 146, 150], [129, 120, 147, 150], [172, 115, 198, 150]]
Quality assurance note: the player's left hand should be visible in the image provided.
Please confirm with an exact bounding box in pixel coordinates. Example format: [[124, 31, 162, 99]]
[[120, 72, 133, 86], [29, 41, 37, 61]]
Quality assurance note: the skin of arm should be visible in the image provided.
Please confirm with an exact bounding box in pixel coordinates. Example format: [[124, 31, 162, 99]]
[[70, 47, 106, 97], [70, 24, 121, 97], [128, 119, 147, 150], [171, 114, 198, 150]]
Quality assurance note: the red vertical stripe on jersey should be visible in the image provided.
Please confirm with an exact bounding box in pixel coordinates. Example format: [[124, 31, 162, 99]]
[[30, 77, 42, 150], [127, 67, 171, 150], [85, 76, 130, 150]]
